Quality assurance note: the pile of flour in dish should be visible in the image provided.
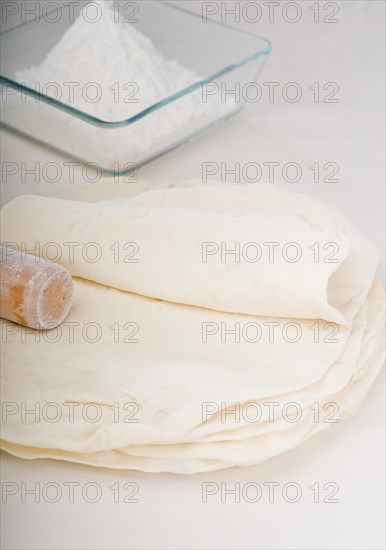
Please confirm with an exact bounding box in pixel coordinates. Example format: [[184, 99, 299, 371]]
[[1, 181, 384, 474], [13, 0, 234, 165]]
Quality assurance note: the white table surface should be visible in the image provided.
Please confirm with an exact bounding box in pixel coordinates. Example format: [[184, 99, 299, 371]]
[[1, 1, 385, 549]]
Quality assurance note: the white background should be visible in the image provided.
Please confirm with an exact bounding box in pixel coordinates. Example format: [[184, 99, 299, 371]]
[[1, 1, 385, 549]]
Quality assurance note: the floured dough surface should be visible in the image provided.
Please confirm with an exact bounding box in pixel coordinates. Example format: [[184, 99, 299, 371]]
[[1, 181, 384, 474], [1, 181, 379, 323]]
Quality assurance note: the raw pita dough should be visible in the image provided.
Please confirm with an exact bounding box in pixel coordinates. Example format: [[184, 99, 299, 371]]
[[1, 182, 379, 323], [0, 181, 384, 473]]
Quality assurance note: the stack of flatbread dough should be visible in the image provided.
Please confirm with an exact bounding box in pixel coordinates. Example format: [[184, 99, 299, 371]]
[[1, 181, 384, 474]]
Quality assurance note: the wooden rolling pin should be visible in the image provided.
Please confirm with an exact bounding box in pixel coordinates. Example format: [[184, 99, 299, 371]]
[[0, 246, 74, 330]]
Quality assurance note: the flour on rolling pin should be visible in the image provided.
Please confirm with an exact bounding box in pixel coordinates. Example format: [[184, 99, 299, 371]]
[[0, 247, 74, 330]]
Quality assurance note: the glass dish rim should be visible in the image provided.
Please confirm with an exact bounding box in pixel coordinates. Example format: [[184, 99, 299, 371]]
[[0, 0, 272, 129]]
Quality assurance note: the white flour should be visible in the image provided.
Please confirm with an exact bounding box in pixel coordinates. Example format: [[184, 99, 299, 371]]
[[13, 0, 234, 167]]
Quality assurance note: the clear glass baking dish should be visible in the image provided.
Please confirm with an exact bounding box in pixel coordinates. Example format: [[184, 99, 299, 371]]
[[0, 0, 271, 176]]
